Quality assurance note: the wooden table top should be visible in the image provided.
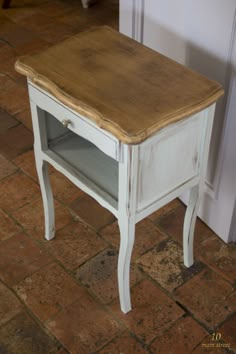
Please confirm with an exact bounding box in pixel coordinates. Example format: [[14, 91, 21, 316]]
[[15, 26, 223, 144]]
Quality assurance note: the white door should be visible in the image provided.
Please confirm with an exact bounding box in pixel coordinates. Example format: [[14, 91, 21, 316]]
[[119, 0, 236, 243]]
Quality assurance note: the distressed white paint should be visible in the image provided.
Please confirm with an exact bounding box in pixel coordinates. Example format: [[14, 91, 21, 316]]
[[29, 82, 216, 313], [137, 113, 204, 211], [118, 145, 138, 313], [119, 0, 236, 242], [29, 102, 55, 241], [136, 176, 200, 224], [183, 105, 215, 266]]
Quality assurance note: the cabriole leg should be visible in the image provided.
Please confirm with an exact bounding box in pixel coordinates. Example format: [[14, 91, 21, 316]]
[[183, 185, 199, 267], [36, 158, 55, 240], [29, 99, 55, 241], [118, 216, 135, 313], [117, 145, 138, 313], [183, 105, 216, 267]]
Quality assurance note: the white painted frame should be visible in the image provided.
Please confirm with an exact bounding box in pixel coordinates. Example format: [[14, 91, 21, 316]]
[[29, 80, 216, 313]]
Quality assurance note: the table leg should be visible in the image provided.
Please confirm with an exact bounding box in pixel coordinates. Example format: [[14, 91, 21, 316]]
[[117, 145, 138, 313], [183, 185, 199, 267], [30, 100, 55, 241], [183, 105, 216, 268], [118, 216, 135, 313], [36, 158, 55, 240]]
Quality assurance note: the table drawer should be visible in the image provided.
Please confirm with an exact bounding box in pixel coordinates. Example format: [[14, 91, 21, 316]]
[[28, 83, 121, 161]]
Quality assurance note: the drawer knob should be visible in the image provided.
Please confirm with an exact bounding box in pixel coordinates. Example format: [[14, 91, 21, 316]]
[[62, 119, 71, 128]]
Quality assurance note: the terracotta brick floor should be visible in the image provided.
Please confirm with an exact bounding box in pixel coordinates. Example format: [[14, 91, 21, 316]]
[[0, 1, 235, 353]]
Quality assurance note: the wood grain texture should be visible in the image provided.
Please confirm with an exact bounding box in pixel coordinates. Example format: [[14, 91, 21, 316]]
[[15, 26, 224, 144]]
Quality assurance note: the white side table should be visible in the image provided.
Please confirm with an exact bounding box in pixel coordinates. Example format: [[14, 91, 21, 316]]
[[15, 26, 223, 313]]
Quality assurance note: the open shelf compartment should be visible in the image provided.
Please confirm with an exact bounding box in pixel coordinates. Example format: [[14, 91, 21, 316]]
[[43, 111, 119, 211]]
